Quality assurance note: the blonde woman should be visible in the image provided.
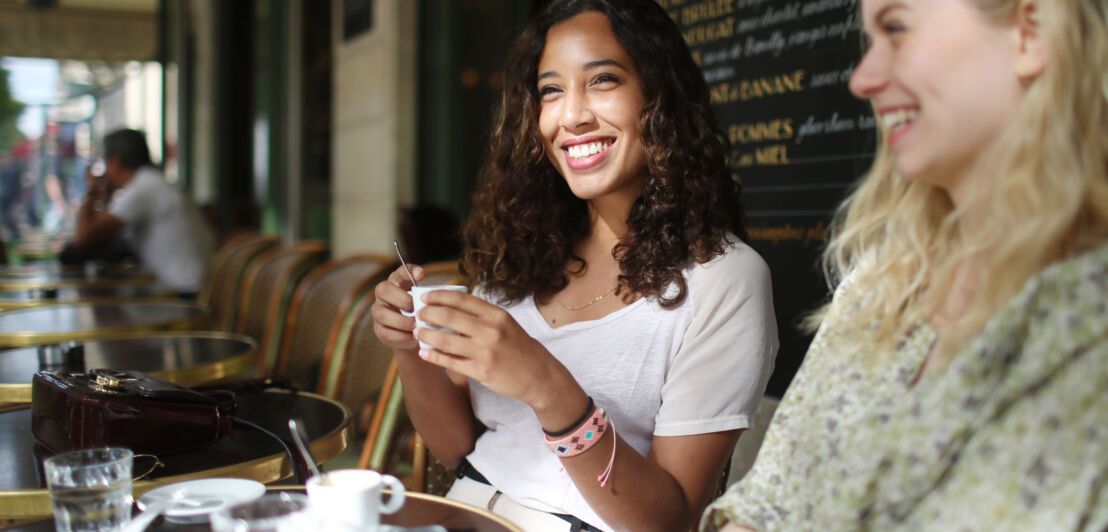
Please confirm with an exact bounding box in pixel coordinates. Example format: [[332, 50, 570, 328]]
[[704, 0, 1108, 530]]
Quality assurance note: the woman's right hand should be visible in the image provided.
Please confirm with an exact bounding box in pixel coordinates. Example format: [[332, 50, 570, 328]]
[[371, 264, 423, 352], [370, 264, 479, 467]]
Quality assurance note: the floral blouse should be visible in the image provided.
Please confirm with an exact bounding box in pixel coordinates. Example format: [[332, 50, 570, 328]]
[[703, 243, 1108, 531]]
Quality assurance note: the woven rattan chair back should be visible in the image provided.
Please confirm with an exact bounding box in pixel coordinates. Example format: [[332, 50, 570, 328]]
[[273, 254, 395, 388], [207, 234, 280, 331], [198, 231, 262, 309], [355, 262, 461, 493], [324, 261, 462, 432], [236, 242, 329, 376]]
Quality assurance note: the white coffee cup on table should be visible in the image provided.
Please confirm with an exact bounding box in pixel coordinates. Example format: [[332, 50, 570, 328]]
[[306, 469, 406, 530], [403, 284, 468, 349]]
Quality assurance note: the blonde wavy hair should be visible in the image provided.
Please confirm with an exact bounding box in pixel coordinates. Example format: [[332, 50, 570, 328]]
[[813, 0, 1108, 358]]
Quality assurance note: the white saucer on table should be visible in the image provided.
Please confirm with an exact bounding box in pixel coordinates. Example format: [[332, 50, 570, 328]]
[[137, 478, 267, 523]]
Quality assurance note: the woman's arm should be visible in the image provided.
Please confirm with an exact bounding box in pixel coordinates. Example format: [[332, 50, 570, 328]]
[[73, 172, 123, 248], [414, 289, 759, 531], [371, 265, 479, 467], [562, 427, 741, 531]]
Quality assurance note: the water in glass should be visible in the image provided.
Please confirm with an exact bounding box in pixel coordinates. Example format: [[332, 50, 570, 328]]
[[49, 481, 132, 532], [44, 447, 133, 532]]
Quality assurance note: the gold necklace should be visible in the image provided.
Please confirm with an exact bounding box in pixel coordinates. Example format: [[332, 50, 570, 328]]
[[561, 285, 618, 311]]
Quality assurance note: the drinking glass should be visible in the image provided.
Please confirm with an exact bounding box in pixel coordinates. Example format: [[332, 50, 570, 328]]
[[209, 493, 312, 532], [43, 447, 134, 532]]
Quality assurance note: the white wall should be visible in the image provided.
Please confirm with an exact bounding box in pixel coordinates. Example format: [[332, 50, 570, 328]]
[[330, 0, 418, 257]]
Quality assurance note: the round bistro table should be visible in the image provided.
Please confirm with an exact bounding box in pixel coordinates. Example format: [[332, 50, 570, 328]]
[[0, 332, 258, 403], [0, 389, 352, 520], [0, 264, 155, 292], [0, 285, 178, 310], [0, 301, 207, 348], [3, 490, 523, 532]]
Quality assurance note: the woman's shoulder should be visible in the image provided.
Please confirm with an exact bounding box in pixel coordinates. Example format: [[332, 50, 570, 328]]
[[687, 234, 772, 291], [676, 236, 775, 322]]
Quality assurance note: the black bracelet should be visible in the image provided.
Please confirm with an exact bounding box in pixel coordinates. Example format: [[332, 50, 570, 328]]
[[542, 396, 595, 437]]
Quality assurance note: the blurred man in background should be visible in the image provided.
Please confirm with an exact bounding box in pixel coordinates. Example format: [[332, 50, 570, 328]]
[[71, 129, 214, 296]]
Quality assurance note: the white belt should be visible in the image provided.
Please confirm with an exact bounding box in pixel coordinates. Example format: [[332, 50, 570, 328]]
[[446, 475, 577, 532]]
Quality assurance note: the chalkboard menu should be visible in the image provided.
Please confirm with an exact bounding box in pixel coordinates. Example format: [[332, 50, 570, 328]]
[[660, 0, 876, 396]]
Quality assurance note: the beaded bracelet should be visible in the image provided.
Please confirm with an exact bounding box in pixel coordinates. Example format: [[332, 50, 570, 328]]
[[543, 397, 595, 437], [544, 404, 618, 487]]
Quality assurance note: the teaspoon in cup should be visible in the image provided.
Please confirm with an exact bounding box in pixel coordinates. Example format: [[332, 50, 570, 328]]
[[393, 241, 419, 287], [288, 418, 323, 479]]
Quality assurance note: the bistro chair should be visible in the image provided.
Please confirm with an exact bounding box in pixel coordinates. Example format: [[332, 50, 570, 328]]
[[705, 394, 781, 503], [356, 261, 461, 493], [198, 231, 264, 308], [725, 395, 781, 487], [324, 260, 468, 403], [204, 233, 280, 331], [235, 242, 329, 376], [315, 278, 389, 428], [271, 254, 395, 389]]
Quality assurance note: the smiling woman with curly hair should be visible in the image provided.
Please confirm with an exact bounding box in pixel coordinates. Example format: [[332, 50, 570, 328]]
[[461, 0, 746, 309], [372, 1, 778, 529]]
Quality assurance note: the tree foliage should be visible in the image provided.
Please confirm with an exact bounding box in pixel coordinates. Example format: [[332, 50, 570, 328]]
[[0, 67, 25, 154]]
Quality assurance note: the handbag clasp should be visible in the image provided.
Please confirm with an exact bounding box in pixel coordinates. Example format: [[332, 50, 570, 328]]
[[91, 369, 137, 391]]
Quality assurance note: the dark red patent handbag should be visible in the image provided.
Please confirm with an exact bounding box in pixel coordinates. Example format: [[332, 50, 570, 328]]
[[30, 369, 237, 455]]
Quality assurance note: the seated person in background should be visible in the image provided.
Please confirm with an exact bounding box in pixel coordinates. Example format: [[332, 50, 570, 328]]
[[704, 0, 1108, 530], [372, 1, 778, 530], [72, 129, 215, 296], [57, 235, 137, 266]]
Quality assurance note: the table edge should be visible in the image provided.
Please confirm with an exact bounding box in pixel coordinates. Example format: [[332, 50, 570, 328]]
[[0, 332, 259, 402], [0, 389, 351, 519]]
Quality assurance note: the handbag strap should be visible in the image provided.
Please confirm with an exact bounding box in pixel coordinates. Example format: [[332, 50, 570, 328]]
[[231, 416, 311, 485], [191, 379, 310, 483], [196, 378, 310, 484]]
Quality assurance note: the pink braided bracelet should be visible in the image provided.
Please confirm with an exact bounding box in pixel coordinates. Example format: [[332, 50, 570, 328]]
[[544, 404, 618, 486]]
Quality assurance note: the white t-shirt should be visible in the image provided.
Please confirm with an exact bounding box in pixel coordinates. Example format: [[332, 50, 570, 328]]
[[109, 166, 215, 292], [463, 238, 778, 530]]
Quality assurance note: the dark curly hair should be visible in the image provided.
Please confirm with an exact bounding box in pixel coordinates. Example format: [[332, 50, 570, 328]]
[[460, 0, 745, 308]]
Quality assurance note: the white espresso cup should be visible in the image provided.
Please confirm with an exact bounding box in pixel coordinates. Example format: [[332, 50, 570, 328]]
[[403, 284, 467, 349], [306, 469, 405, 530]]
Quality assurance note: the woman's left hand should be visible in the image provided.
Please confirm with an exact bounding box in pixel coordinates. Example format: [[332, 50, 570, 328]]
[[413, 289, 576, 408]]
